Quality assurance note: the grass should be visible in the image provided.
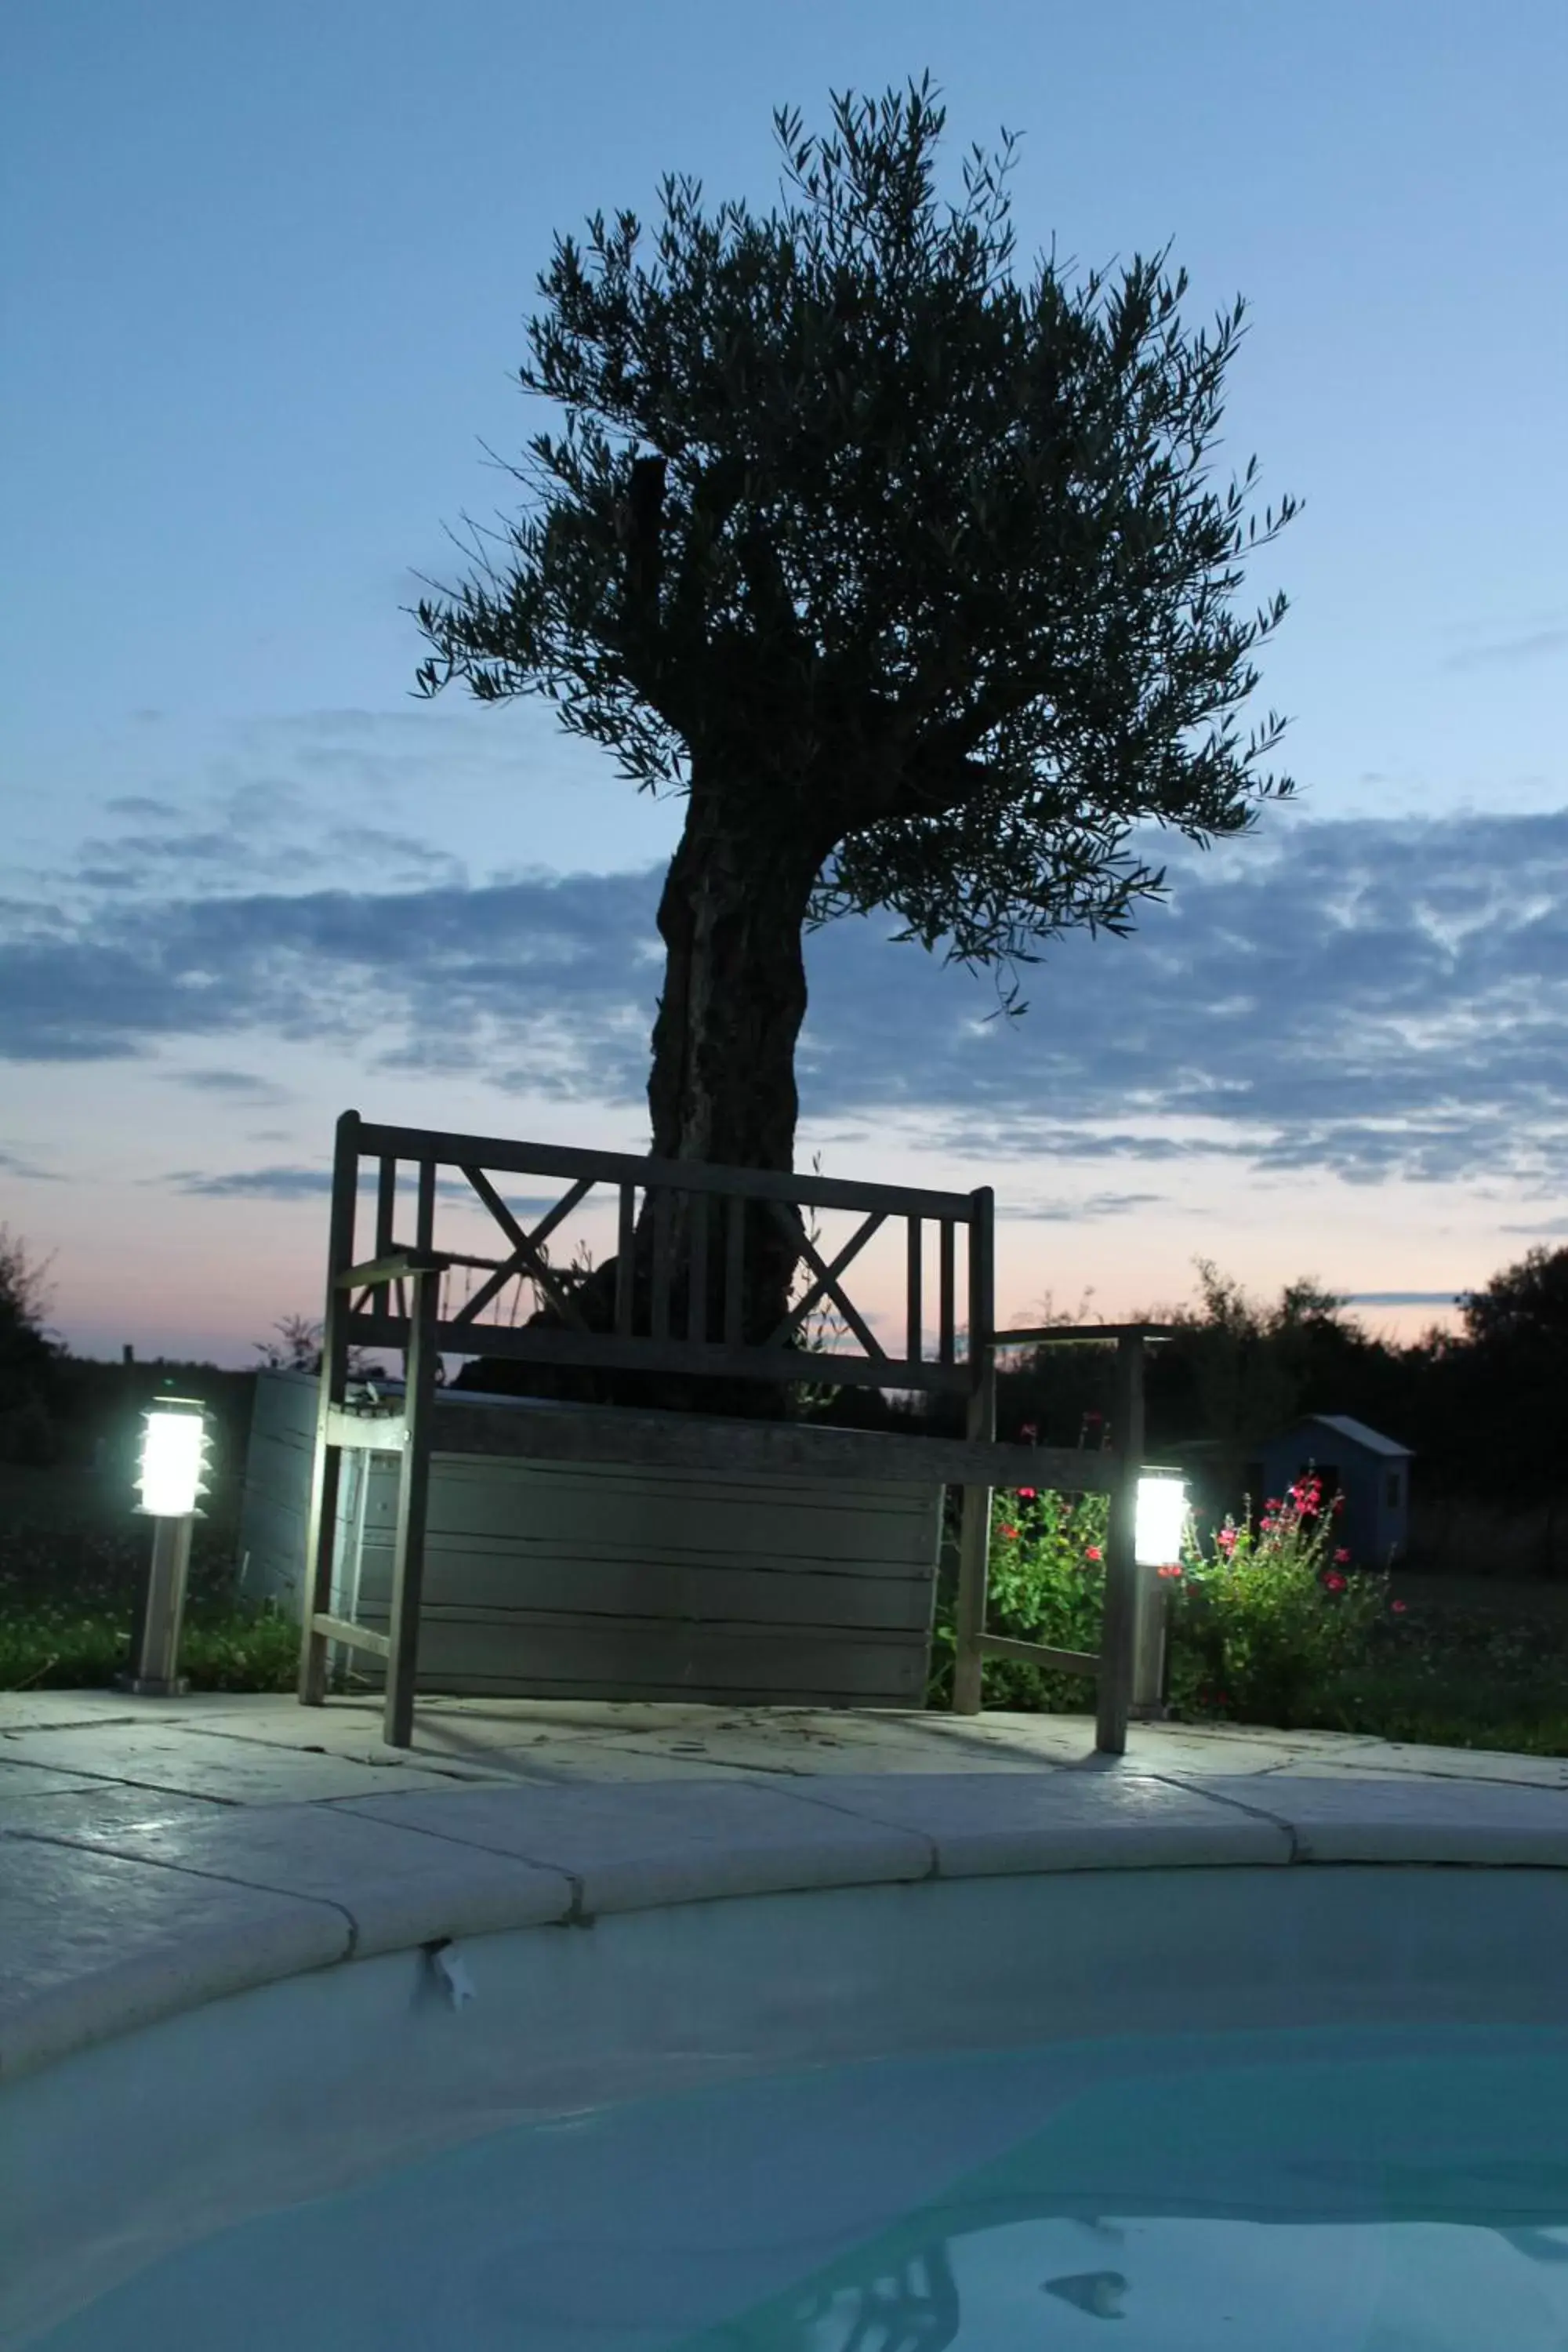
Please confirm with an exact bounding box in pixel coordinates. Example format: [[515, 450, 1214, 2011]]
[[924, 1556, 1568, 1756], [0, 1463, 347, 1697], [1301, 1608, 1568, 1755], [3, 1462, 1566, 1753]]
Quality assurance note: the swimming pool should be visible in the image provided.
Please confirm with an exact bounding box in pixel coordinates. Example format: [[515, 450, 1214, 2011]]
[[16, 2023, 1568, 2347], [7, 1860, 1568, 2349]]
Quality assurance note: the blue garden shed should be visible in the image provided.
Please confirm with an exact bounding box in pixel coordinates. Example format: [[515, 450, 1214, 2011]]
[[1256, 1414, 1414, 1570]]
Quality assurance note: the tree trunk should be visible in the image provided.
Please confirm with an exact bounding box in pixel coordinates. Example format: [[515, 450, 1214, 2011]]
[[454, 779, 840, 1418]]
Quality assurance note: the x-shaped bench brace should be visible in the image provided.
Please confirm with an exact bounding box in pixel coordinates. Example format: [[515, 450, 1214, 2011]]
[[447, 1167, 597, 1333], [762, 1200, 889, 1359]]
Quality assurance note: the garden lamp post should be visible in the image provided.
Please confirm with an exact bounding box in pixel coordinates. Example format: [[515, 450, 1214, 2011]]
[[116, 1392, 211, 1699], [1131, 1471, 1188, 1719]]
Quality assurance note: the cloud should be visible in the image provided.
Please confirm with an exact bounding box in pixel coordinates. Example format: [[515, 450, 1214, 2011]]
[[166, 1164, 568, 1219], [996, 1132, 1211, 1164], [1439, 628, 1568, 673], [74, 827, 242, 873], [999, 1192, 1167, 1222], [103, 794, 180, 818], [237, 709, 427, 739], [0, 870, 640, 1065], [158, 1166, 336, 1201], [48, 721, 488, 915], [166, 1069, 292, 1104], [1338, 1292, 1465, 1306], [320, 826, 468, 885], [0, 1145, 62, 1181], [2, 804, 1566, 1196]]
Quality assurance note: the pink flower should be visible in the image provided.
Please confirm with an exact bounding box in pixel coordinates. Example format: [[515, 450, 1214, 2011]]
[[1016, 1486, 1036, 1501], [1156, 1563, 1182, 1580], [1261, 1517, 1278, 1535], [1084, 1544, 1102, 1563], [1216, 1526, 1237, 1553], [1323, 1570, 1347, 1593], [1334, 1548, 1351, 1565], [1000, 1523, 1019, 1541], [1391, 1599, 1407, 1614], [1265, 1498, 1283, 1512]]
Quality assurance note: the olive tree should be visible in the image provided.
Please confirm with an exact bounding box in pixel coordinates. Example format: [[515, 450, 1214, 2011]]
[[412, 74, 1303, 1416]]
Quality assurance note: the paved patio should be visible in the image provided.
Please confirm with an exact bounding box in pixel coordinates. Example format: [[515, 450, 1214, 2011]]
[[4, 1690, 1566, 2092], [5, 1686, 1568, 1817]]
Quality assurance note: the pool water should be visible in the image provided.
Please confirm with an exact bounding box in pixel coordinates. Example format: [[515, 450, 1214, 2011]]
[[32, 2025, 1568, 2350]]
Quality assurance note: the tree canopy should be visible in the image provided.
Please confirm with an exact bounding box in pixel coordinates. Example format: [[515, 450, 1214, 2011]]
[[1457, 1244, 1568, 1361], [413, 71, 1303, 1023], [413, 75, 1308, 1417]]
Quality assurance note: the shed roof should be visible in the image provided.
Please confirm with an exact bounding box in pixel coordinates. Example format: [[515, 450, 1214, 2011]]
[[1274, 1413, 1414, 1460]]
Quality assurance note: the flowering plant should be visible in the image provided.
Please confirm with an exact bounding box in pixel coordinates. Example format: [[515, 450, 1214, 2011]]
[[928, 1466, 1406, 1730], [985, 1483, 1110, 1661], [1168, 1470, 1392, 1725], [925, 1485, 1112, 1710]]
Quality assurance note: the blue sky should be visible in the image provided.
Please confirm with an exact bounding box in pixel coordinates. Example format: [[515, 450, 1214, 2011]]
[[2, 0, 1564, 1368]]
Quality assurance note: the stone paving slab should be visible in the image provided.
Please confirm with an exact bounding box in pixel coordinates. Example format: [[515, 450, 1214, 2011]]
[[0, 1836, 350, 2083], [5, 1694, 1566, 1807], [930, 1715, 1568, 1789], [331, 1775, 938, 1915], [0, 1692, 280, 1731], [179, 1701, 1076, 1779], [0, 1759, 133, 1799], [1269, 1745, 1568, 1790], [0, 1771, 230, 1838], [762, 1769, 1293, 1875], [5, 1690, 1566, 1801], [1225, 1773, 1568, 1864], [543, 1729, 1062, 1782], [19, 1801, 577, 1955], [188, 1697, 750, 1755], [0, 1724, 503, 1806], [440, 1741, 863, 1786]]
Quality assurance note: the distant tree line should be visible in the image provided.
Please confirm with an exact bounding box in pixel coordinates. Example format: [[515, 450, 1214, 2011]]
[[977, 1251, 1568, 1529], [2, 1221, 1563, 1561]]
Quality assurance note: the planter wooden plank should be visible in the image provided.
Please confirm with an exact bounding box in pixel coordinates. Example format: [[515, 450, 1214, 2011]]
[[245, 1372, 945, 1707]]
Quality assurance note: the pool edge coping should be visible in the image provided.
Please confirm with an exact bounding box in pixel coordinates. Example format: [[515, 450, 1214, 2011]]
[[5, 1766, 1568, 2090]]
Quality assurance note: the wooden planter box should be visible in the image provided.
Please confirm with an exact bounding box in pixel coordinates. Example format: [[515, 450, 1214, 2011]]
[[238, 1369, 944, 1707]]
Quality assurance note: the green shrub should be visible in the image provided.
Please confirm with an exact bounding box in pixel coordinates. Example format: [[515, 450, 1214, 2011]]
[[0, 1397, 64, 1468], [927, 1469, 1399, 1733], [1167, 1472, 1389, 1728], [926, 1484, 1111, 1712]]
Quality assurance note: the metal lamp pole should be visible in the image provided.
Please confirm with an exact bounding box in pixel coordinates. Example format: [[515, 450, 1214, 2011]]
[[1131, 1470, 1189, 1719], [117, 1391, 212, 1699]]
